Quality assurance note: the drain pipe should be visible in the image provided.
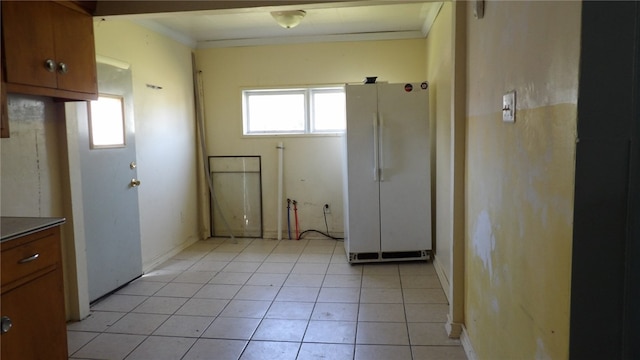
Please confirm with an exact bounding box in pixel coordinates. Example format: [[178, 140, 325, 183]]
[[276, 142, 284, 240]]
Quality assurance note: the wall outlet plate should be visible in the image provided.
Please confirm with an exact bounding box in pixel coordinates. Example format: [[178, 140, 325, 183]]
[[503, 90, 516, 123], [324, 204, 331, 214]]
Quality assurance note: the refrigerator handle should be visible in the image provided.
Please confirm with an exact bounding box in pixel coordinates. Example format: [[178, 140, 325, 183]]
[[372, 113, 378, 181], [379, 114, 384, 182]]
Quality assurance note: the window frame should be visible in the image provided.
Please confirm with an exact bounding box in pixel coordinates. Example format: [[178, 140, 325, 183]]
[[242, 85, 345, 136]]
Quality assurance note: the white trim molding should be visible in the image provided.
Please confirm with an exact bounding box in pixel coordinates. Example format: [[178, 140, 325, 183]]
[[142, 235, 200, 273], [461, 325, 478, 360], [197, 30, 425, 49], [446, 314, 464, 338], [421, 1, 443, 37], [133, 19, 198, 48], [433, 254, 451, 302]]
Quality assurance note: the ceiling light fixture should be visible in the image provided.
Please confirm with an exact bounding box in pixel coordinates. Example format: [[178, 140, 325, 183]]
[[270, 10, 306, 29]]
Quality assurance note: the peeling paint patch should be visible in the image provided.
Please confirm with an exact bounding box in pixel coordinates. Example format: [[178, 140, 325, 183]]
[[536, 338, 551, 360], [472, 210, 496, 277], [491, 297, 499, 313]]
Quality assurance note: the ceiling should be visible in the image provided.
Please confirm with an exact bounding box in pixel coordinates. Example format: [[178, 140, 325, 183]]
[[108, 1, 443, 49]]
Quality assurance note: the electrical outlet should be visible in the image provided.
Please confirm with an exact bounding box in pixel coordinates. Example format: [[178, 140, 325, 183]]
[[324, 204, 331, 214]]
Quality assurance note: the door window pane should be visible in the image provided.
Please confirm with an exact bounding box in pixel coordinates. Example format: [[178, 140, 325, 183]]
[[89, 95, 125, 148]]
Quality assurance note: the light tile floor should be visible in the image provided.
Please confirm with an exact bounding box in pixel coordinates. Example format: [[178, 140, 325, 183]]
[[67, 238, 467, 360]]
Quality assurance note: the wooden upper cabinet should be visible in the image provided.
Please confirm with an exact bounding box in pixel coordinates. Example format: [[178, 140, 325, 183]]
[[52, 3, 98, 95], [2, 2, 58, 89], [1, 1, 97, 101]]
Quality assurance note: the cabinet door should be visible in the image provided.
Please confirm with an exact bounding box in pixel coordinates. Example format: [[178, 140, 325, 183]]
[[1, 1, 97, 100], [0, 270, 68, 360], [52, 3, 97, 94], [2, 1, 57, 89]]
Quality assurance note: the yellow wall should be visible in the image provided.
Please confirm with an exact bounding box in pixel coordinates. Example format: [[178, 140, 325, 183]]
[[195, 39, 426, 237], [425, 2, 454, 289], [464, 1, 580, 358], [93, 20, 200, 270]]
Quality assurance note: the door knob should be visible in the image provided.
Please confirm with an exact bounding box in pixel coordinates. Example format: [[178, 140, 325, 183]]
[[130, 179, 141, 187], [1, 316, 12, 334]]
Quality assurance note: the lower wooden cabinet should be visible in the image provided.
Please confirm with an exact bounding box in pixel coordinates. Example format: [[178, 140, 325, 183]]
[[0, 226, 67, 360]]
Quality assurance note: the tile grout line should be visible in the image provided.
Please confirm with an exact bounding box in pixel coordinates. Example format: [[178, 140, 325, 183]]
[[69, 238, 462, 360], [398, 262, 416, 360], [158, 240, 225, 360], [123, 239, 222, 360], [235, 237, 299, 359], [352, 251, 365, 360], [240, 240, 273, 359]]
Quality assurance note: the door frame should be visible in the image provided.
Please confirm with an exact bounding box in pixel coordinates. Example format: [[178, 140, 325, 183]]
[[61, 57, 141, 320], [570, 2, 640, 358], [62, 101, 92, 320], [438, 0, 467, 342], [623, 3, 640, 357]]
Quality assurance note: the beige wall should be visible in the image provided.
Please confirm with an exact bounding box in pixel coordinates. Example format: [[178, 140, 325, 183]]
[[1, 96, 63, 217], [464, 1, 580, 358], [93, 20, 199, 270], [195, 39, 427, 238]]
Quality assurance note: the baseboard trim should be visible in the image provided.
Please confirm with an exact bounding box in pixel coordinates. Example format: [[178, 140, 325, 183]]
[[446, 314, 463, 338], [433, 254, 451, 303], [142, 236, 200, 273], [460, 324, 477, 360]]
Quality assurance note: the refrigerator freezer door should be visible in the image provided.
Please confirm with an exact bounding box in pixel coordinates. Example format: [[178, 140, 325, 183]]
[[344, 84, 381, 254]]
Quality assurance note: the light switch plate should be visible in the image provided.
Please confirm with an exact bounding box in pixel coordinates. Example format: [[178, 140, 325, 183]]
[[502, 90, 516, 123], [474, 0, 485, 19]]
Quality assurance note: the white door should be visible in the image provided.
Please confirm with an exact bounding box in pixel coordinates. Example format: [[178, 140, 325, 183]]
[[345, 84, 381, 253], [377, 83, 431, 252], [79, 62, 143, 302]]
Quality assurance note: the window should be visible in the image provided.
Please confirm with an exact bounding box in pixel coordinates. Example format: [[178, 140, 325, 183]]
[[88, 94, 126, 149], [243, 86, 345, 135]]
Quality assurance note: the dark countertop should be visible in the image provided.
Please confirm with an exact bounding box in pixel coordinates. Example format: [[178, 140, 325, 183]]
[[1, 217, 66, 242]]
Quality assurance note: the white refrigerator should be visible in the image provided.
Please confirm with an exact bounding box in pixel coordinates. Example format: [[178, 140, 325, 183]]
[[343, 82, 432, 263]]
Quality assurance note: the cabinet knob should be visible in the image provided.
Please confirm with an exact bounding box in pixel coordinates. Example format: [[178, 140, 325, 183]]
[[130, 179, 141, 187], [58, 62, 68, 74], [1, 316, 12, 334], [44, 59, 56, 72]]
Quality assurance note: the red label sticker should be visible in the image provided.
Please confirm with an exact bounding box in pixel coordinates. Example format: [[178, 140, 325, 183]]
[[404, 84, 413, 92]]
